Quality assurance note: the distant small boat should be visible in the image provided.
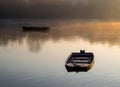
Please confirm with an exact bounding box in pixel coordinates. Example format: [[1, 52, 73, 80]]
[[22, 26, 50, 32], [65, 50, 94, 72]]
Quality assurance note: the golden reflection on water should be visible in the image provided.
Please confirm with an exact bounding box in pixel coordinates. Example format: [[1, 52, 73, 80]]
[[1, 20, 120, 52]]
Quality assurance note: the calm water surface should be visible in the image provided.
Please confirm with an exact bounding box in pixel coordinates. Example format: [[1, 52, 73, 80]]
[[0, 19, 120, 87]]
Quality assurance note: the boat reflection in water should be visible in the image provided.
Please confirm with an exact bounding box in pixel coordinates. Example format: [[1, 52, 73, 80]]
[[65, 50, 95, 72]]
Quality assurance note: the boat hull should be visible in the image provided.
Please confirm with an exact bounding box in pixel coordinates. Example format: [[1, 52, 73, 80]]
[[22, 26, 50, 32], [65, 61, 94, 72]]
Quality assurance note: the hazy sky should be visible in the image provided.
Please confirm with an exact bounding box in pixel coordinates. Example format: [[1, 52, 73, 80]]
[[0, 0, 120, 19]]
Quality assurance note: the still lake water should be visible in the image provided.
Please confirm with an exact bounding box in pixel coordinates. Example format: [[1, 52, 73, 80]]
[[1, 19, 120, 87]]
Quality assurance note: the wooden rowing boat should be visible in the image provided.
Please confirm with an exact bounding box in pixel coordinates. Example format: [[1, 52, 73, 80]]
[[65, 50, 94, 72], [22, 26, 50, 32]]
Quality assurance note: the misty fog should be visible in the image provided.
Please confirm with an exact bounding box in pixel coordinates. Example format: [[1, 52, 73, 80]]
[[0, 0, 120, 19]]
